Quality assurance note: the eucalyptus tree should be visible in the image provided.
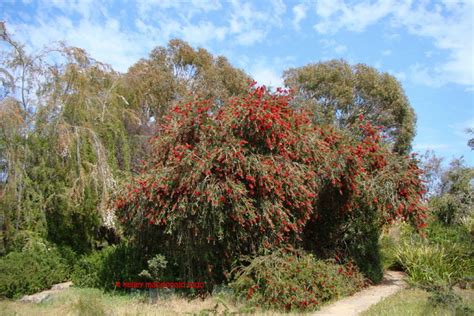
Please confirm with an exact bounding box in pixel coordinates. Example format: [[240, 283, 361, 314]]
[[123, 39, 251, 122], [284, 59, 416, 154]]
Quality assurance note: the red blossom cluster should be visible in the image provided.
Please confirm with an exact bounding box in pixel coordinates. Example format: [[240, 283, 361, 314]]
[[114, 85, 427, 281]]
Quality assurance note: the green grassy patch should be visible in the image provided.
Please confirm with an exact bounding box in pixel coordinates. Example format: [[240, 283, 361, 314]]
[[362, 288, 474, 316]]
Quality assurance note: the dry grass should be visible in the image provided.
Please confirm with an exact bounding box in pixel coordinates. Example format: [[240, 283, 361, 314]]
[[0, 287, 304, 315]]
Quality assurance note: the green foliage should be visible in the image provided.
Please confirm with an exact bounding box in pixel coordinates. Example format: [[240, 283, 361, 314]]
[[139, 254, 168, 280], [396, 239, 459, 286], [429, 160, 473, 226], [361, 288, 474, 316], [346, 218, 384, 283], [395, 221, 473, 288], [230, 250, 365, 312], [71, 244, 146, 290], [124, 39, 251, 120], [0, 243, 69, 298], [283, 59, 416, 154], [424, 285, 474, 315], [117, 86, 427, 286]]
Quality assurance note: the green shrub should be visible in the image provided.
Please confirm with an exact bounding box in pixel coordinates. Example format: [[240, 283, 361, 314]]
[[230, 250, 365, 312], [396, 240, 459, 286], [396, 221, 473, 287], [71, 244, 147, 290], [116, 87, 427, 285], [346, 217, 384, 283], [0, 244, 69, 298], [430, 194, 472, 226]]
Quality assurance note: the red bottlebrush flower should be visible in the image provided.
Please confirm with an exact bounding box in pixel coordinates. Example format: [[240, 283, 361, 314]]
[[247, 286, 255, 300]]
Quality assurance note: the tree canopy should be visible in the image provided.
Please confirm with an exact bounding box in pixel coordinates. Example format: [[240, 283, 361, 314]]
[[283, 59, 416, 154], [115, 85, 427, 283]]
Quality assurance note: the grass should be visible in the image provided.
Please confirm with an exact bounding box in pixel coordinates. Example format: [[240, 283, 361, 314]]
[[0, 287, 296, 315], [361, 288, 474, 316]]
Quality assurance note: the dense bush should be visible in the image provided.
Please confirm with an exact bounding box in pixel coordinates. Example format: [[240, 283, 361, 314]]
[[430, 194, 472, 226], [230, 250, 365, 312], [71, 244, 146, 290], [115, 85, 427, 284], [396, 239, 460, 286], [0, 243, 69, 298], [395, 221, 473, 287]]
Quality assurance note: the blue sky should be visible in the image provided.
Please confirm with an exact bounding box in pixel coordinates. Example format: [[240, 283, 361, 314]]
[[2, 0, 473, 165]]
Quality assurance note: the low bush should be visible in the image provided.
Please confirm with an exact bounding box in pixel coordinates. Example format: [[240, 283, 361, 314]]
[[0, 243, 69, 298], [396, 239, 459, 286], [230, 250, 365, 312], [71, 244, 147, 290], [395, 221, 473, 287]]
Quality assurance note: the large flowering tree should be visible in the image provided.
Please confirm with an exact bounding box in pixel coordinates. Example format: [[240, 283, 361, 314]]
[[115, 84, 426, 283]]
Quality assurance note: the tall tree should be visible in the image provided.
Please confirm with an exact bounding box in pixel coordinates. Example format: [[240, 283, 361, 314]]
[[0, 25, 139, 253], [123, 39, 251, 122], [283, 59, 416, 154]]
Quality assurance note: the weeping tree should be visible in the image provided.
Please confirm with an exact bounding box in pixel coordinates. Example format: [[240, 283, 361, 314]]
[[283, 59, 416, 155], [0, 26, 139, 253], [115, 85, 427, 284]]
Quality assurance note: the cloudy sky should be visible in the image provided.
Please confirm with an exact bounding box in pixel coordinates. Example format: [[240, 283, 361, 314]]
[[2, 0, 473, 164]]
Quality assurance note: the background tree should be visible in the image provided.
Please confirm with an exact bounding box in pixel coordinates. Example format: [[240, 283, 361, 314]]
[[283, 59, 416, 154], [419, 150, 444, 197], [430, 158, 473, 225], [466, 128, 473, 150], [123, 39, 251, 123], [0, 26, 138, 253]]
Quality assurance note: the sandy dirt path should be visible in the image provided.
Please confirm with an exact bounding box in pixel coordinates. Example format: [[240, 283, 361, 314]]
[[312, 271, 407, 316]]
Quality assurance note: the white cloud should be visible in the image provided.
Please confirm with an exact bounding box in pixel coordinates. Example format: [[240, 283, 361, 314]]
[[181, 21, 227, 45], [449, 118, 474, 139], [137, 0, 222, 19], [314, 0, 395, 34], [241, 56, 295, 89], [312, 0, 474, 89], [409, 63, 444, 88], [11, 15, 146, 72], [292, 3, 307, 30], [382, 49, 392, 56], [228, 0, 286, 45], [251, 65, 283, 88], [235, 29, 266, 46], [320, 39, 347, 55], [392, 71, 407, 82]]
